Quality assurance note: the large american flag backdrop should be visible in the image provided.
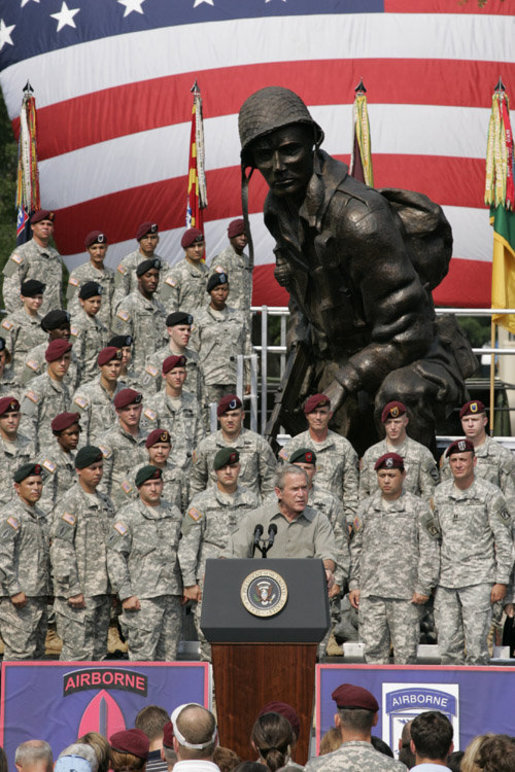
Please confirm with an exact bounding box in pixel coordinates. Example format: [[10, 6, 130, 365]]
[[0, 0, 513, 308]]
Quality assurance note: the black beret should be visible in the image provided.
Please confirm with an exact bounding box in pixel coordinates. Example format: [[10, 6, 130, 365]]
[[79, 281, 103, 300], [213, 447, 240, 470], [108, 334, 133, 348], [41, 310, 70, 332], [135, 465, 162, 488], [289, 447, 317, 465], [75, 446, 103, 469], [0, 337, 5, 352], [21, 279, 45, 297], [166, 311, 193, 327], [14, 462, 43, 483], [207, 272, 228, 293], [136, 258, 161, 276]]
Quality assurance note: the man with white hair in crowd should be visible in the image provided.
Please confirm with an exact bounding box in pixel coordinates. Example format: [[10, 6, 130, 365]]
[[14, 740, 53, 772]]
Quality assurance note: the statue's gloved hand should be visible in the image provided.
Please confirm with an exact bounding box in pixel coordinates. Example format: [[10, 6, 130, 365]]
[[323, 378, 347, 412], [274, 263, 294, 290]]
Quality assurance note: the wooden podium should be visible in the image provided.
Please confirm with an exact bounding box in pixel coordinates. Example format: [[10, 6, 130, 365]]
[[201, 558, 329, 763]]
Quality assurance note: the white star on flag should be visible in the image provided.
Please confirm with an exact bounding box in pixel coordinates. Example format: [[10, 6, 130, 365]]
[[193, 0, 214, 7], [0, 19, 15, 50], [50, 2, 80, 32], [118, 0, 146, 17], [21, 0, 40, 7]]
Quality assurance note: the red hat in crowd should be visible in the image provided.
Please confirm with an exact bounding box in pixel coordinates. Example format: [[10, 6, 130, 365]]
[[51, 412, 80, 433], [331, 683, 379, 712], [446, 439, 474, 457], [459, 400, 486, 419], [181, 228, 204, 248], [304, 393, 330, 415], [45, 339, 72, 362], [162, 355, 186, 375], [136, 222, 158, 241], [110, 728, 149, 760], [374, 452, 405, 472], [163, 721, 174, 748], [97, 347, 121, 367], [381, 401, 407, 423], [146, 429, 171, 448], [228, 218, 245, 238], [84, 230, 107, 248], [31, 209, 54, 224], [114, 389, 142, 409], [217, 394, 242, 416], [0, 397, 19, 416], [259, 702, 301, 739]]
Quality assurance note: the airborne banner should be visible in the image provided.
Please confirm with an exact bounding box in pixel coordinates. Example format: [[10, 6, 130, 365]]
[[0, 661, 210, 768]]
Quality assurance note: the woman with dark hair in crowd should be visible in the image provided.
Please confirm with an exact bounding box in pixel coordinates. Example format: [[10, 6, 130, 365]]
[[250, 713, 293, 772]]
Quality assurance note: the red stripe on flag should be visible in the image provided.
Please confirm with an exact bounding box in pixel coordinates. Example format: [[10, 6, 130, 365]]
[[51, 155, 484, 256], [15, 59, 515, 159], [385, 0, 511, 14], [252, 259, 493, 309]]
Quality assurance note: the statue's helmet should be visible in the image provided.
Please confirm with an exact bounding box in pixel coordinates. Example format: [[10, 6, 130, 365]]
[[239, 86, 324, 168]]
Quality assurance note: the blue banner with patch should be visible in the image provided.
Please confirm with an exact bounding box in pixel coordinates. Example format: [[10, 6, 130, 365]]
[[0, 661, 210, 768], [316, 664, 515, 758]]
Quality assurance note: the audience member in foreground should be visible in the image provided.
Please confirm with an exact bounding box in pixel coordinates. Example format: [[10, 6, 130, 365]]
[[14, 740, 53, 772], [409, 710, 453, 770], [110, 729, 149, 772], [169, 702, 219, 771], [251, 713, 293, 772]]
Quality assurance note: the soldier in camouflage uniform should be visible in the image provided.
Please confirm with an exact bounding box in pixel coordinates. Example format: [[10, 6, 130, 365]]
[[20, 339, 72, 454], [279, 394, 359, 529], [359, 401, 439, 502], [433, 439, 513, 665], [2, 210, 64, 316], [0, 463, 50, 660], [179, 447, 260, 659], [108, 335, 141, 390], [107, 465, 183, 661], [208, 219, 252, 315], [191, 272, 253, 406], [1, 280, 47, 381], [21, 310, 80, 392], [113, 222, 174, 310], [39, 412, 81, 516], [71, 347, 123, 445], [0, 337, 21, 399], [112, 258, 168, 374], [0, 397, 35, 508], [165, 229, 209, 316], [143, 355, 204, 474], [439, 400, 515, 509], [142, 312, 203, 403], [70, 281, 109, 385], [51, 446, 115, 661], [190, 395, 276, 499], [67, 231, 115, 331], [133, 429, 189, 513], [305, 684, 407, 772], [97, 389, 148, 508], [349, 453, 440, 664]]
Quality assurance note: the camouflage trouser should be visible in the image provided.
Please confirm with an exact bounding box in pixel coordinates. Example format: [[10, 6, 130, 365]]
[[121, 595, 183, 661], [359, 596, 422, 664], [192, 597, 211, 662], [434, 583, 492, 665], [55, 595, 110, 661], [0, 597, 47, 660]]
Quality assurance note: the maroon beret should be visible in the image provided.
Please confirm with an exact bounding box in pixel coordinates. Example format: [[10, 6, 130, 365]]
[[446, 438, 475, 457], [51, 412, 80, 433], [45, 339, 72, 362], [304, 393, 330, 415], [381, 401, 407, 423], [374, 452, 404, 471], [217, 394, 242, 416], [332, 683, 379, 712], [163, 355, 186, 375], [181, 227, 204, 248], [31, 209, 54, 224], [136, 222, 158, 241], [110, 728, 149, 760], [228, 218, 245, 238], [163, 721, 174, 749], [459, 400, 486, 419], [84, 230, 107, 248], [97, 346, 121, 367], [0, 397, 20, 416], [114, 388, 142, 409], [146, 428, 171, 448], [259, 702, 300, 739]]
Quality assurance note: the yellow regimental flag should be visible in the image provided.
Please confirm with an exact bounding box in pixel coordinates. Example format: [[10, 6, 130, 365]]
[[491, 206, 515, 333]]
